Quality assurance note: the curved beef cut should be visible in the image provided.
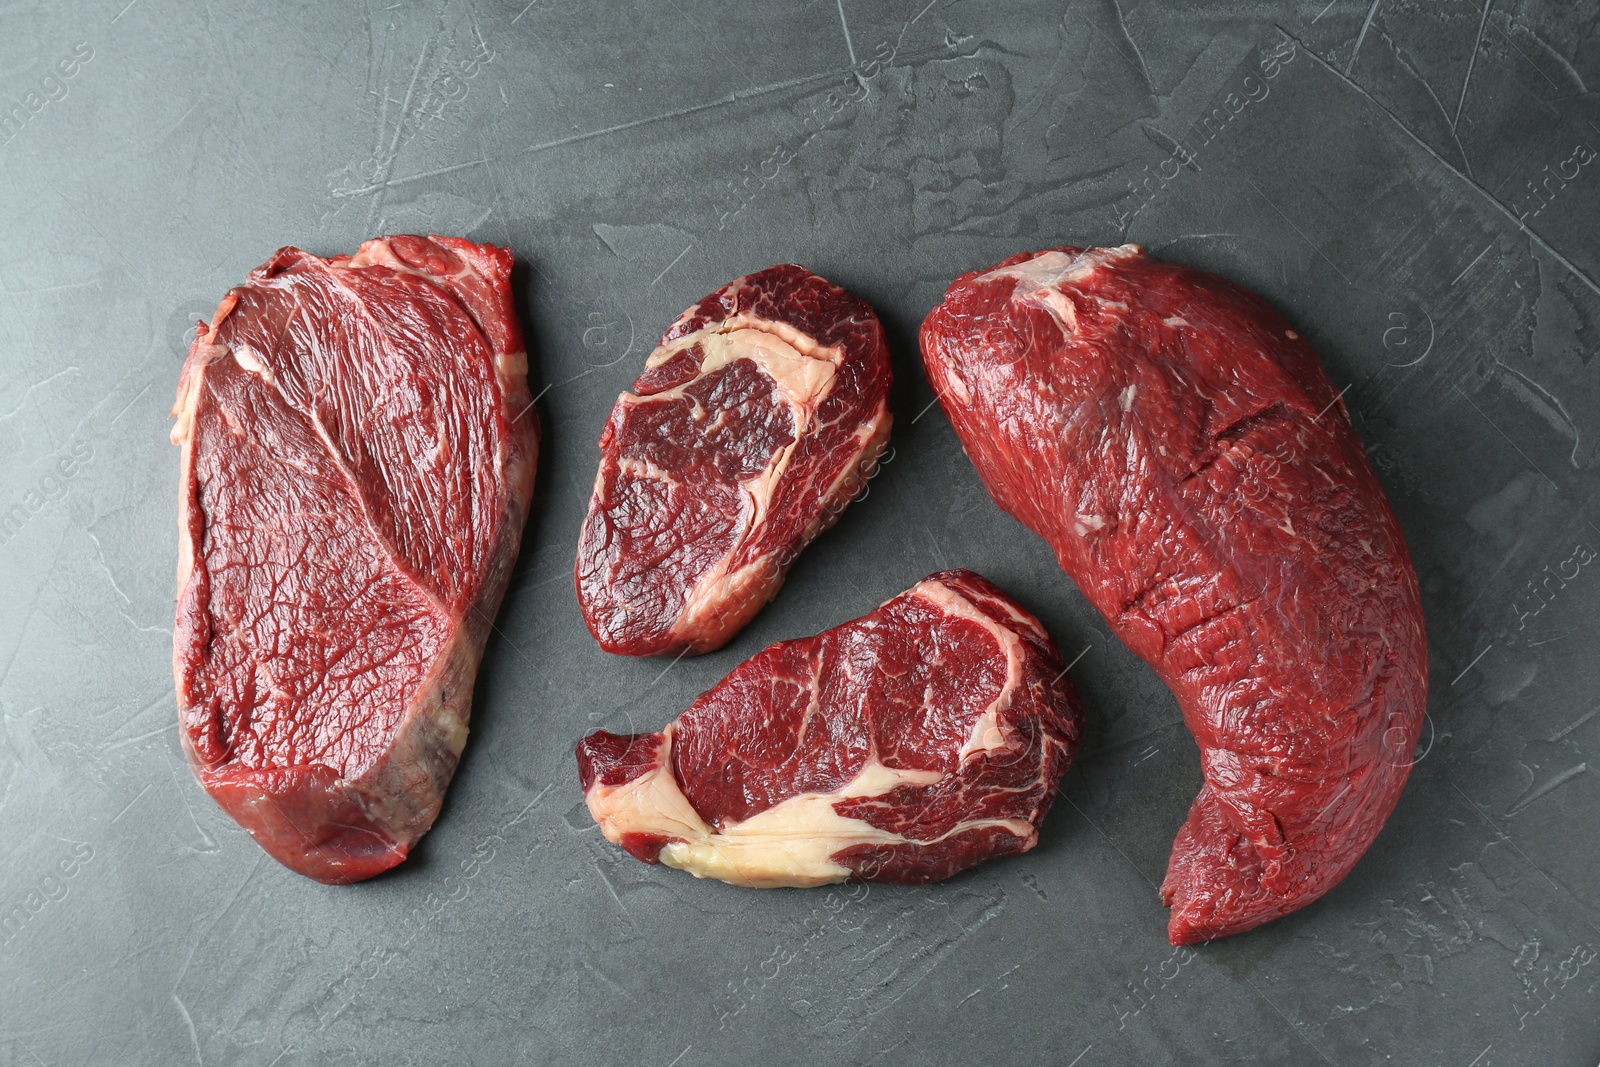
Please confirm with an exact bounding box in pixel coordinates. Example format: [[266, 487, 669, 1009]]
[[576, 265, 891, 657], [576, 570, 1083, 887], [920, 246, 1427, 943], [171, 235, 538, 884]]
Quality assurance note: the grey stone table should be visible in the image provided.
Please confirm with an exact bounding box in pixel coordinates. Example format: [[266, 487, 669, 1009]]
[[2, 1, 1597, 1064]]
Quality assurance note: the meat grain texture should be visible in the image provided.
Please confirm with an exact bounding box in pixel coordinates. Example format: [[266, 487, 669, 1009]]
[[171, 235, 537, 883], [577, 570, 1083, 887], [920, 245, 1428, 943], [576, 265, 891, 657]]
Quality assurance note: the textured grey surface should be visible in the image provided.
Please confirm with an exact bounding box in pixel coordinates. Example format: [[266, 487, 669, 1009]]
[[1, 0, 1598, 1063]]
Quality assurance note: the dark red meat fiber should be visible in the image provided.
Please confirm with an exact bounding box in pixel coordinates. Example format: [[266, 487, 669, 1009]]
[[920, 245, 1428, 943], [171, 235, 538, 884]]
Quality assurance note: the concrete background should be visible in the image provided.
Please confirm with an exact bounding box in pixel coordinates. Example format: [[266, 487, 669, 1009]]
[[1, 0, 1597, 1063]]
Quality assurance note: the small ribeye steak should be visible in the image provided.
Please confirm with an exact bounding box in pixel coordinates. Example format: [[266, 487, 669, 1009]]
[[576, 264, 892, 657], [576, 570, 1083, 887], [171, 235, 537, 884]]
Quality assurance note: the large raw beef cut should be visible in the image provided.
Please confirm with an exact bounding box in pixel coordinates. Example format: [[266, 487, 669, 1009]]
[[576, 570, 1083, 887], [576, 265, 891, 657], [920, 246, 1427, 943], [171, 235, 538, 884]]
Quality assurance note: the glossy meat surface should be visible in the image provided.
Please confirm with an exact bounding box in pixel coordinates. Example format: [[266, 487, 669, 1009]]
[[576, 265, 891, 657], [171, 235, 537, 883], [576, 570, 1083, 887], [920, 246, 1427, 943]]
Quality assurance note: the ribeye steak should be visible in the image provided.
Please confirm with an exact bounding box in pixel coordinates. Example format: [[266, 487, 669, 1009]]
[[576, 265, 891, 657], [576, 570, 1083, 887], [171, 235, 538, 884], [920, 246, 1427, 943]]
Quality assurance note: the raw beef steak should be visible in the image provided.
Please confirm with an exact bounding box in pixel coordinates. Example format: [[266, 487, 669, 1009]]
[[921, 246, 1427, 943], [576, 265, 891, 657], [576, 570, 1083, 886], [171, 235, 538, 884]]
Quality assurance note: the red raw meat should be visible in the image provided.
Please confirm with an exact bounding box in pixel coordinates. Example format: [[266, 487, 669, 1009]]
[[576, 265, 891, 657], [171, 235, 537, 884], [576, 570, 1083, 886], [920, 246, 1427, 943]]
